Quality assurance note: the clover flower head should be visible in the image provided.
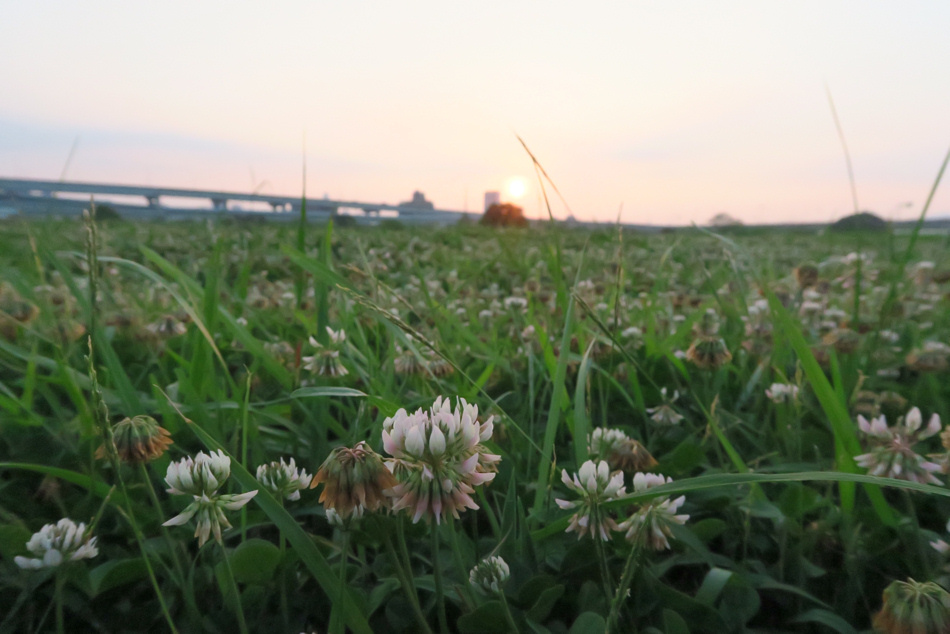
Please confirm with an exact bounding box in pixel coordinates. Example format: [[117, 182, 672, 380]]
[[256, 457, 313, 501], [15, 518, 99, 570], [146, 315, 187, 338], [165, 450, 231, 496], [647, 404, 684, 426], [588, 428, 657, 473], [555, 460, 626, 541], [873, 578, 950, 634], [765, 383, 800, 404], [311, 441, 397, 520], [617, 473, 689, 550], [685, 336, 732, 369], [855, 408, 943, 485], [97, 415, 173, 464], [393, 344, 426, 375], [469, 556, 510, 594], [163, 491, 258, 547], [382, 397, 500, 524], [302, 334, 348, 377]]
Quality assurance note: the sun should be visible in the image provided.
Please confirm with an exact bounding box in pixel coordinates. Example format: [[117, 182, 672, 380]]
[[506, 177, 527, 200]]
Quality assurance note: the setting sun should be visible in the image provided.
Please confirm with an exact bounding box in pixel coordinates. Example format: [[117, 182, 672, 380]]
[[507, 177, 527, 199]]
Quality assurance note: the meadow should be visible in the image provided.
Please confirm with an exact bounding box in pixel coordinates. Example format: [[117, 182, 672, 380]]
[[1, 213, 949, 633]]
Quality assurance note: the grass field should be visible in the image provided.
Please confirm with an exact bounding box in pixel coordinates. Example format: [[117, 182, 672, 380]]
[[1, 215, 950, 633]]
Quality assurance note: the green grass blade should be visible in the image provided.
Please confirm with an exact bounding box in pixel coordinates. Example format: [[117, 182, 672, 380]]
[[0, 462, 126, 505], [572, 340, 595, 466], [531, 290, 576, 521], [767, 293, 896, 526]]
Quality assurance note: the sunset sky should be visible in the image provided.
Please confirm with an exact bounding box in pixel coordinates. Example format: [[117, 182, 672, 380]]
[[2, 2, 949, 224]]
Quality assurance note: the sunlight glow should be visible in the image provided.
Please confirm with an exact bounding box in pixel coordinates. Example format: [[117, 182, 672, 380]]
[[507, 177, 527, 200]]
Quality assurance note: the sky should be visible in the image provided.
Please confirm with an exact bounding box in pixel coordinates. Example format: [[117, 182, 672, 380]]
[[2, 1, 949, 225]]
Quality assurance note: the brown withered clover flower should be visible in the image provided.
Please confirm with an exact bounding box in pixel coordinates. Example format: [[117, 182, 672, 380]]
[[685, 337, 732, 369], [310, 441, 397, 520], [872, 578, 950, 634], [588, 428, 658, 473], [96, 415, 173, 464]]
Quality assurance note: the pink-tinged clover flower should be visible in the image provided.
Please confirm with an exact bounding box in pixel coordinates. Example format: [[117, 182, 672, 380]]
[[555, 460, 626, 541], [855, 407, 943, 485], [382, 396, 500, 524], [617, 473, 689, 550]]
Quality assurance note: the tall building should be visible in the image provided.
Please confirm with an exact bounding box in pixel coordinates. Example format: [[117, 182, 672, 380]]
[[484, 191, 500, 211]]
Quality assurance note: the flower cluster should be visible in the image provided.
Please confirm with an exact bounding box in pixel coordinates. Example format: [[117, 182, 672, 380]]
[[555, 460, 626, 540], [311, 441, 396, 520], [96, 415, 173, 464], [301, 328, 348, 377], [765, 383, 800, 404], [469, 555, 510, 594], [163, 450, 258, 546], [618, 473, 689, 550], [646, 388, 684, 426], [15, 518, 99, 569], [873, 578, 950, 634], [588, 428, 657, 473], [256, 457, 312, 501], [556, 463, 690, 548], [855, 408, 943, 485], [382, 397, 500, 524]]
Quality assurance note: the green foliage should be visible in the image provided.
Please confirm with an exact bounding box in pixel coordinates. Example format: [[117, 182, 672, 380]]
[[1, 218, 949, 632]]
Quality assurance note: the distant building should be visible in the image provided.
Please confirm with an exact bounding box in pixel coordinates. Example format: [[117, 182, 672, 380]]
[[484, 191, 500, 211], [399, 191, 434, 210]]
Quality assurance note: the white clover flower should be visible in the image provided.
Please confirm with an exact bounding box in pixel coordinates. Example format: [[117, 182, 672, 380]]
[[765, 383, 800, 404], [165, 450, 231, 497], [555, 460, 626, 541], [469, 556, 510, 593], [256, 457, 313, 501], [617, 473, 689, 550], [163, 491, 258, 547], [15, 518, 98, 570], [164, 450, 259, 545], [589, 428, 630, 460], [647, 388, 684, 425], [302, 334, 349, 377], [855, 408, 943, 485], [503, 296, 528, 310], [382, 397, 499, 524], [880, 330, 900, 344]]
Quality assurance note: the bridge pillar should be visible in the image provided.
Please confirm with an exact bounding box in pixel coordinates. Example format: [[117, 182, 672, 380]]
[[146, 195, 161, 208], [211, 198, 228, 211]]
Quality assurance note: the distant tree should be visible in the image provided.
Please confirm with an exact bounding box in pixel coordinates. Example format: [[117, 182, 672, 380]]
[[709, 212, 742, 227], [379, 218, 406, 231], [332, 215, 358, 228], [481, 203, 527, 228], [830, 211, 887, 232], [90, 204, 122, 221]]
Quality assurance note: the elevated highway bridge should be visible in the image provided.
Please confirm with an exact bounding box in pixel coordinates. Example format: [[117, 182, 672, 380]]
[[0, 177, 472, 224]]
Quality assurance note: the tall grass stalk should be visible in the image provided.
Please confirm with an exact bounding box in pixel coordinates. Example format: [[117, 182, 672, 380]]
[[84, 208, 180, 633]]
